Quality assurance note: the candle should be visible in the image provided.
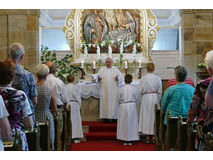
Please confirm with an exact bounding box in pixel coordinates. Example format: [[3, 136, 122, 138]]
[[93, 61, 96, 69], [81, 60, 84, 69], [139, 60, 142, 68], [125, 61, 128, 69]]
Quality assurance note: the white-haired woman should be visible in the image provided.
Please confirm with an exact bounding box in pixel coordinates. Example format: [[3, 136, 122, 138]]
[[35, 64, 57, 150], [188, 50, 213, 150]]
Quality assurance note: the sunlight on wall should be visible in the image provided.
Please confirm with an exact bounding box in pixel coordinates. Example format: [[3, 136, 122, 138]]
[[42, 29, 70, 51], [153, 29, 179, 50]]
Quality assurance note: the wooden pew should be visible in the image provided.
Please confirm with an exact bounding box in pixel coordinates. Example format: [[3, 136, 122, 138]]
[[186, 122, 197, 151], [165, 111, 187, 151], [25, 122, 41, 151], [67, 108, 72, 151], [205, 132, 213, 151], [165, 111, 178, 150], [62, 109, 68, 151], [154, 104, 161, 150], [3, 131, 22, 151], [159, 110, 166, 150], [39, 117, 51, 151], [176, 116, 187, 151], [54, 113, 60, 151]]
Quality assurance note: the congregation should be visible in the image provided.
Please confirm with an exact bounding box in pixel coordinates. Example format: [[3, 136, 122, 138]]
[[0, 42, 213, 151]]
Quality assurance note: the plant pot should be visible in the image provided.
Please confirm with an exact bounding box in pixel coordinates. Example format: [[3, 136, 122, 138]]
[[196, 71, 210, 80]]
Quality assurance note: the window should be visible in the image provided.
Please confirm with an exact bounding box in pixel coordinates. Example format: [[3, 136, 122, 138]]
[[152, 29, 179, 50], [42, 29, 70, 51]]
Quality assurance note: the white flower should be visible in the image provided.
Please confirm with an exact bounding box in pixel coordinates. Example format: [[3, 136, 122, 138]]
[[88, 44, 92, 48], [129, 40, 133, 44]]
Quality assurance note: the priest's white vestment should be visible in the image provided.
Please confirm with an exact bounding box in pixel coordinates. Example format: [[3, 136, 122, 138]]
[[138, 73, 162, 135], [65, 83, 83, 139], [98, 66, 124, 119], [117, 84, 140, 141]]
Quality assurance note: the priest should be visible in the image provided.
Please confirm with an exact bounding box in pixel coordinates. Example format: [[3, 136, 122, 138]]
[[98, 57, 124, 121]]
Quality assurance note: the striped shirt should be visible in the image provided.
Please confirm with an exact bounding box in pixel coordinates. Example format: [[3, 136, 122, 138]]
[[166, 78, 195, 90]]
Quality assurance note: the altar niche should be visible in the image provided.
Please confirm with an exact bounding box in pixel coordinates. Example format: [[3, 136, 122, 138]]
[[63, 9, 159, 62]]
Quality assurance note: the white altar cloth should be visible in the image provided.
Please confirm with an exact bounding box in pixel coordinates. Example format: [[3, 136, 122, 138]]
[[76, 80, 140, 99]]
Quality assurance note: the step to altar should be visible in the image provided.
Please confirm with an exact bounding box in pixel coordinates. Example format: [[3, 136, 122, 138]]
[[82, 121, 117, 141]]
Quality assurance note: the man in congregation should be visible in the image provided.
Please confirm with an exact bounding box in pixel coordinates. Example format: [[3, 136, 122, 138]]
[[45, 62, 68, 133], [98, 57, 124, 122], [9, 42, 38, 122]]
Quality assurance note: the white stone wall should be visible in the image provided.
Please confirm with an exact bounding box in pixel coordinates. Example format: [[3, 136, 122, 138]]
[[151, 50, 180, 79]]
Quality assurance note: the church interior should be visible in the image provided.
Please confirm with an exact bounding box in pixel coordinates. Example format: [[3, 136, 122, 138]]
[[0, 6, 213, 153]]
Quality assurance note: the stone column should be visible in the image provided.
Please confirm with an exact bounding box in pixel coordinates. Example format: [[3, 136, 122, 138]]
[[0, 9, 40, 73], [181, 9, 213, 83]]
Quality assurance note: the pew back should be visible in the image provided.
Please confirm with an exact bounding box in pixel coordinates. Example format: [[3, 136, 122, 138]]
[[67, 108, 72, 150], [186, 122, 197, 151], [154, 104, 161, 150], [25, 122, 41, 151], [54, 113, 60, 151], [205, 132, 213, 151], [62, 109, 68, 151], [39, 117, 51, 151], [165, 111, 187, 151], [177, 116, 187, 151], [159, 110, 166, 150], [4, 131, 22, 151]]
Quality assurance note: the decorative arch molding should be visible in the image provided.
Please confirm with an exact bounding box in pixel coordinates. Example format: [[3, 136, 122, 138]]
[[63, 9, 159, 63]]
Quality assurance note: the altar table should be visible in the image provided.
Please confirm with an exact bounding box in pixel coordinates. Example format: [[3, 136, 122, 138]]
[[76, 80, 142, 121]]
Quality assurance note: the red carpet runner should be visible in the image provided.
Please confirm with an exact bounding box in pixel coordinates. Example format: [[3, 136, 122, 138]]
[[71, 121, 155, 151]]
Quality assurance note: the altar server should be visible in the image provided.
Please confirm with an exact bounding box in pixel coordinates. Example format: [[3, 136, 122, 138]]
[[98, 57, 124, 121], [138, 63, 162, 144], [117, 74, 140, 145], [65, 74, 83, 143]]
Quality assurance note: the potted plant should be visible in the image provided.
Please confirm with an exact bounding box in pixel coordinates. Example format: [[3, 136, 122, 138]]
[[196, 63, 209, 79]]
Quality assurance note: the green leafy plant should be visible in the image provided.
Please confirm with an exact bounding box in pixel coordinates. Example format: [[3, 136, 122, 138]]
[[40, 45, 81, 83], [197, 63, 206, 71], [119, 54, 123, 68]]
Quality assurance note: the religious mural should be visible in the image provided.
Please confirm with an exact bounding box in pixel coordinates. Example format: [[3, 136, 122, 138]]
[[64, 9, 159, 62], [82, 9, 141, 53]]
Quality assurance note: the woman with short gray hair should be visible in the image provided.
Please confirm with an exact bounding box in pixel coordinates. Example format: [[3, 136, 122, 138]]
[[161, 65, 195, 125], [174, 66, 188, 82], [35, 64, 57, 150]]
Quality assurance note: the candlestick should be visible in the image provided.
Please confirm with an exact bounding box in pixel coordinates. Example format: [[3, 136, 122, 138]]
[[80, 68, 85, 79], [93, 61, 96, 69], [124, 61, 128, 69], [125, 69, 128, 75], [81, 60, 84, 69], [138, 68, 142, 79], [139, 60, 142, 68]]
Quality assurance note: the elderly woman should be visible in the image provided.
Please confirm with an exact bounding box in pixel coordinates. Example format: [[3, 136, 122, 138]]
[[35, 64, 57, 150], [161, 66, 195, 125], [0, 59, 33, 151], [188, 50, 213, 150], [138, 63, 162, 143]]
